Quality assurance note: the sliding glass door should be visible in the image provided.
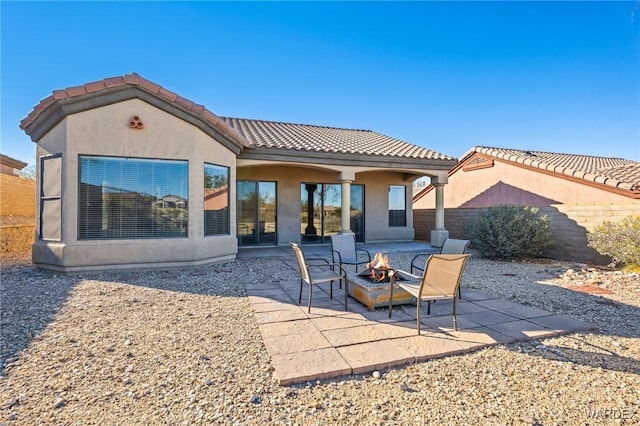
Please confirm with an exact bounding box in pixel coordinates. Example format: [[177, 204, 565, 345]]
[[237, 181, 276, 246], [300, 183, 364, 243]]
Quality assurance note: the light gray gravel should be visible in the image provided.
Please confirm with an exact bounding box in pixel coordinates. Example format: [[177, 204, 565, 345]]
[[1, 250, 639, 425]]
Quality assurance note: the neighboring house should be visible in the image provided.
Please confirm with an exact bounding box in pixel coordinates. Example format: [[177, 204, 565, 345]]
[[0, 154, 27, 176], [414, 146, 640, 264], [20, 73, 456, 272]]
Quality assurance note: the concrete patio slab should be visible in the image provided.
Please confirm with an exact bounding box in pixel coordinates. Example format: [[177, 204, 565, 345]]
[[254, 308, 309, 324], [446, 327, 516, 345], [527, 314, 597, 332], [259, 319, 319, 337], [336, 339, 415, 374], [486, 319, 569, 341], [310, 314, 374, 331], [263, 329, 333, 355], [418, 313, 483, 331], [242, 244, 596, 385], [393, 334, 488, 362], [270, 347, 352, 386], [458, 310, 520, 327]]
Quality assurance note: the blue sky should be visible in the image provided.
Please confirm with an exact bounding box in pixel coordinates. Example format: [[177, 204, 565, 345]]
[[2, 1, 639, 167]]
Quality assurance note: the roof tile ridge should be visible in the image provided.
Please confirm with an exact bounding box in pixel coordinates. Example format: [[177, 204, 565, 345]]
[[218, 116, 373, 132]]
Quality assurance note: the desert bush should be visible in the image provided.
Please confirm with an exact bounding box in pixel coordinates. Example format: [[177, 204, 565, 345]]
[[587, 215, 640, 268], [464, 204, 553, 259]]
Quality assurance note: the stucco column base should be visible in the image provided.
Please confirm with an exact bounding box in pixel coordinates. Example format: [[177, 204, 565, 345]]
[[430, 229, 449, 248], [338, 230, 355, 235]]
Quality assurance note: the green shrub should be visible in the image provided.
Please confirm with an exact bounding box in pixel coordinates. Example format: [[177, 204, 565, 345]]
[[587, 215, 640, 268], [464, 204, 554, 259]]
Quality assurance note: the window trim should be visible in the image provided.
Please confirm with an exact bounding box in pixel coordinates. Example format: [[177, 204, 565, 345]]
[[388, 184, 407, 227], [204, 162, 230, 236], [39, 154, 63, 241]]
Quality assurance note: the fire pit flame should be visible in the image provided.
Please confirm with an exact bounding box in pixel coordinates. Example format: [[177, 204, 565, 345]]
[[363, 252, 393, 282]]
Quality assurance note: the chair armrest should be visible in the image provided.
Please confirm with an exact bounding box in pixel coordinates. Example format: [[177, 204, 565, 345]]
[[328, 263, 348, 277], [410, 253, 430, 274], [392, 269, 421, 283], [306, 257, 331, 266], [355, 248, 372, 262], [306, 259, 347, 276], [331, 249, 342, 264]]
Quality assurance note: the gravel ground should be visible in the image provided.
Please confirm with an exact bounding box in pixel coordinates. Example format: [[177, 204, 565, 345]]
[[1, 250, 639, 425]]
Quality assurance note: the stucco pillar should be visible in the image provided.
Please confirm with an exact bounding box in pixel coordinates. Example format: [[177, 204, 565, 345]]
[[430, 183, 449, 247], [339, 179, 352, 234]]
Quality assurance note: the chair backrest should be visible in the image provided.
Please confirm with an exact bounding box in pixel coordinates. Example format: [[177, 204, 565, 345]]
[[440, 238, 470, 255], [420, 254, 470, 298], [330, 234, 357, 263], [290, 242, 311, 283]]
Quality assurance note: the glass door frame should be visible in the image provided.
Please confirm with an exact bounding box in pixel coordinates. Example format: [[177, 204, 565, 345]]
[[236, 180, 277, 246], [300, 182, 364, 244]]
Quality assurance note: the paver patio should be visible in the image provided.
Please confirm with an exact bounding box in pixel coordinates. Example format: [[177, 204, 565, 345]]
[[241, 243, 596, 385]]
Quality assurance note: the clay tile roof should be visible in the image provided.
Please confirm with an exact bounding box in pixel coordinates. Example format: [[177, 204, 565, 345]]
[[470, 146, 640, 192], [220, 117, 454, 160], [0, 153, 28, 169], [20, 73, 455, 163], [20, 73, 249, 149]]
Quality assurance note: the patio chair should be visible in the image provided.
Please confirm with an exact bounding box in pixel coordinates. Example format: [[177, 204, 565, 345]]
[[388, 254, 470, 334], [290, 242, 349, 313], [410, 238, 470, 298], [330, 233, 371, 272]]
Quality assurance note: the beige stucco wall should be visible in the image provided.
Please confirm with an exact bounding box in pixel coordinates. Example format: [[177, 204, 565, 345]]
[[32, 98, 238, 271], [415, 160, 633, 209], [237, 165, 415, 244], [413, 159, 639, 264]]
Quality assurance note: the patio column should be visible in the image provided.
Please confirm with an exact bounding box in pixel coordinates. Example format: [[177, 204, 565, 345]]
[[339, 179, 352, 234], [430, 183, 449, 247]]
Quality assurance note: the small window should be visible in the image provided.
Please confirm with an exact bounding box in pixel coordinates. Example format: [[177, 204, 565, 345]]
[[204, 163, 230, 236], [40, 154, 62, 241], [388, 185, 406, 227], [79, 156, 188, 240]]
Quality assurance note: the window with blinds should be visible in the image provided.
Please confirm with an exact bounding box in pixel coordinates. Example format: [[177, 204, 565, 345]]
[[388, 185, 406, 227], [78, 156, 188, 240], [204, 163, 230, 236]]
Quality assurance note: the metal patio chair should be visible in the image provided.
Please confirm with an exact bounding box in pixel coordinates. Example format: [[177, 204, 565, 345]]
[[290, 242, 349, 313], [330, 233, 371, 273], [388, 254, 470, 334], [410, 238, 470, 298]]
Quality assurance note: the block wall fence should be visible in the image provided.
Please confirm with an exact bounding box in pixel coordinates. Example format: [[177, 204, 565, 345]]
[[0, 174, 36, 253], [414, 202, 640, 265]]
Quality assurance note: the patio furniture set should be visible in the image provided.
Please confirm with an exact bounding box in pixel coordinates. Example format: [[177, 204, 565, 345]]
[[290, 235, 471, 334]]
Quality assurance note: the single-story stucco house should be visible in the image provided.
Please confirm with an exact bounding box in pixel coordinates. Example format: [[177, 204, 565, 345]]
[[414, 146, 640, 263], [20, 73, 457, 272]]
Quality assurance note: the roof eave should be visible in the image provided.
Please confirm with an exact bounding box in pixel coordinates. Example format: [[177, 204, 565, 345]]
[[22, 85, 248, 155], [239, 147, 457, 170]]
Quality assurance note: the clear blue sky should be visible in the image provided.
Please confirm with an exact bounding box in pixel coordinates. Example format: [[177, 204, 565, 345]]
[[2, 1, 639, 167]]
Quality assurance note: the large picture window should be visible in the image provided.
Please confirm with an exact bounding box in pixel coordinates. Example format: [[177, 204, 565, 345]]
[[79, 156, 188, 240], [388, 185, 406, 227], [204, 163, 230, 236]]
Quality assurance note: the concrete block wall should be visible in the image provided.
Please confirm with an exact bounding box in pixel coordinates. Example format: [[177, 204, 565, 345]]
[[1, 174, 36, 253], [1, 174, 36, 216], [414, 202, 640, 265], [0, 225, 35, 253]]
